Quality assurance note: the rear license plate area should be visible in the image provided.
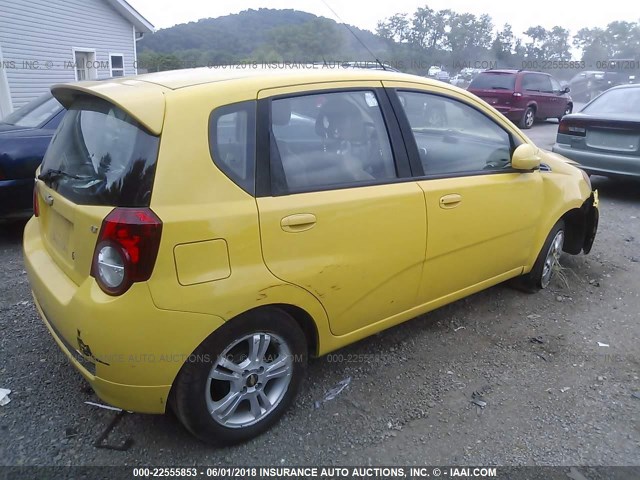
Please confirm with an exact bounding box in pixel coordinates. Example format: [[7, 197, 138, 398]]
[[48, 210, 73, 255], [586, 130, 639, 152]]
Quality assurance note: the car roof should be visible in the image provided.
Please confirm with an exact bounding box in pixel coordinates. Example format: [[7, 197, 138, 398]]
[[478, 69, 519, 74], [608, 83, 640, 91], [480, 69, 550, 76], [116, 66, 417, 90], [51, 67, 445, 135]]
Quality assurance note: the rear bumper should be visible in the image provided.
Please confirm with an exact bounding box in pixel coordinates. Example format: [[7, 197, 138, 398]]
[[23, 217, 226, 414], [552, 144, 640, 179], [33, 296, 171, 413], [0, 178, 33, 218]]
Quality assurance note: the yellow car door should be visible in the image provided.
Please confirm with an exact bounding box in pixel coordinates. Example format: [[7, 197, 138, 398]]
[[255, 84, 427, 336], [384, 83, 544, 303]]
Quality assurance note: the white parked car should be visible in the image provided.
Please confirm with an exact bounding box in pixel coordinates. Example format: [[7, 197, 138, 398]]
[[428, 66, 442, 77]]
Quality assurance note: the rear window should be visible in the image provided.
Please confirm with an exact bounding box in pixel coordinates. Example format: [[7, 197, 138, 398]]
[[40, 96, 159, 206], [582, 88, 640, 116], [469, 73, 516, 91], [2, 93, 63, 128]]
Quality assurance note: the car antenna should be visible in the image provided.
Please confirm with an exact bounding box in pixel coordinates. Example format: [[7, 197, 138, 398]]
[[319, 0, 387, 71]]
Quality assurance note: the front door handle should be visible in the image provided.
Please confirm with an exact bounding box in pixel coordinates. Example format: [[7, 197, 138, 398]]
[[439, 194, 462, 209], [281, 214, 317, 232]]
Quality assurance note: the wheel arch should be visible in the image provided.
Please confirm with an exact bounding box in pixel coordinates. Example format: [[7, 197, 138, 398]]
[[561, 207, 588, 255], [196, 303, 321, 357], [272, 303, 319, 357], [560, 193, 598, 255], [167, 301, 323, 415]]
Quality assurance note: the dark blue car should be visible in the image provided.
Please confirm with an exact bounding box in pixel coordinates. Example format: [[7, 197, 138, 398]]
[[0, 93, 64, 220]]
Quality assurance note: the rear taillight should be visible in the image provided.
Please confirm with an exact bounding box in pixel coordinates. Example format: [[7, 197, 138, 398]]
[[91, 208, 163, 296], [558, 120, 586, 136], [33, 185, 40, 217]]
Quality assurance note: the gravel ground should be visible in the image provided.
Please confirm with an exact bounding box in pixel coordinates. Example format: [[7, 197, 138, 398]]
[[0, 121, 639, 468]]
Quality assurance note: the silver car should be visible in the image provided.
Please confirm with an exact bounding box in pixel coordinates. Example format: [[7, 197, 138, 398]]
[[552, 84, 640, 179]]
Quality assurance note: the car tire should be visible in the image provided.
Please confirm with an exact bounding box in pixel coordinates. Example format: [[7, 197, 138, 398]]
[[515, 220, 565, 293], [519, 107, 535, 129], [172, 307, 307, 446], [558, 104, 572, 122]]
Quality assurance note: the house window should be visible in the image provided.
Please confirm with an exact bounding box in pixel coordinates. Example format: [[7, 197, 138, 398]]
[[73, 49, 97, 81], [110, 54, 125, 77]]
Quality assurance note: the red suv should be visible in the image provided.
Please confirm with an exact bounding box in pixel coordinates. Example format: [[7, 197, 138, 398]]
[[468, 70, 573, 129]]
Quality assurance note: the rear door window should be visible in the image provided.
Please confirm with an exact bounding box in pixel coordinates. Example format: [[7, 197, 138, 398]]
[[41, 96, 159, 206], [523, 74, 549, 92], [522, 74, 537, 91], [269, 90, 397, 193], [539, 75, 554, 93]]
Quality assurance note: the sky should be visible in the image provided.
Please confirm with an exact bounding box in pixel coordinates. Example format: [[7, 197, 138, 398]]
[[127, 0, 637, 38]]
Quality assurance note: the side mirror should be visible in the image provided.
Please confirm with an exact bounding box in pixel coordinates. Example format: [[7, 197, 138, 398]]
[[563, 86, 571, 94], [512, 144, 541, 171]]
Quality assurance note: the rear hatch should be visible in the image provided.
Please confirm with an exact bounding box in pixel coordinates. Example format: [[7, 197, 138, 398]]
[[35, 93, 161, 285], [468, 72, 517, 109]]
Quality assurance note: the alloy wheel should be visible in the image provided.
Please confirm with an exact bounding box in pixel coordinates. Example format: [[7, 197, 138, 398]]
[[525, 109, 535, 128], [541, 230, 564, 288], [205, 332, 293, 428]]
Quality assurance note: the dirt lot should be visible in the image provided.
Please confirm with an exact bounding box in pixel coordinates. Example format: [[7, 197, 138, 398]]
[[0, 120, 639, 468]]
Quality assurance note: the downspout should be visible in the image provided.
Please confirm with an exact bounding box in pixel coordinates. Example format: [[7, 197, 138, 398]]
[[0, 44, 13, 119]]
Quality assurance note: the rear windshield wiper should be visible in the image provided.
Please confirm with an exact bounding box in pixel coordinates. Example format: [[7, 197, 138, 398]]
[[38, 169, 85, 183], [491, 86, 511, 90]]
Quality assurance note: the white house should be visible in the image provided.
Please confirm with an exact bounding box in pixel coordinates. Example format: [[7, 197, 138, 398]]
[[0, 0, 154, 119]]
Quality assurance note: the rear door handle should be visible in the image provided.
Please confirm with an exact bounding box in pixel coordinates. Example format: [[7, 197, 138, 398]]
[[439, 194, 462, 209], [281, 214, 317, 232]]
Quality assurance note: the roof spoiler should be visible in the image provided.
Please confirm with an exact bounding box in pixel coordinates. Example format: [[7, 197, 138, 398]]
[[51, 80, 166, 135]]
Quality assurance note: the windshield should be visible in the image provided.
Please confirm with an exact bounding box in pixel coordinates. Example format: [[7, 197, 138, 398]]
[[2, 93, 63, 128], [469, 73, 516, 90], [40, 96, 160, 207], [582, 88, 640, 116]]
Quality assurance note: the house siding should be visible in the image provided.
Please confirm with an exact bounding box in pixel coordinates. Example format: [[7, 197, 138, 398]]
[[0, 0, 138, 110]]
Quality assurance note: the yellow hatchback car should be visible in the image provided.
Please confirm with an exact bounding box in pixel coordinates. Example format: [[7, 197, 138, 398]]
[[24, 67, 598, 445]]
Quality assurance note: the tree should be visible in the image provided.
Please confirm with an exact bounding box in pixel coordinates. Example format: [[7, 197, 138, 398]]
[[523, 26, 548, 59], [544, 26, 571, 60], [491, 23, 515, 62], [137, 51, 183, 72], [376, 13, 410, 43], [603, 21, 640, 58], [473, 14, 495, 50], [573, 27, 608, 64], [410, 7, 451, 50], [260, 18, 343, 62]]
